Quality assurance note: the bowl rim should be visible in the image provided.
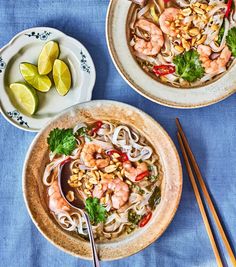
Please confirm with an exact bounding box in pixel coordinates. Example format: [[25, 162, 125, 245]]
[[105, 0, 236, 109], [22, 100, 183, 260]]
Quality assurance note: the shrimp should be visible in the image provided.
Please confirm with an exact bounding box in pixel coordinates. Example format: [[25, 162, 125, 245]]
[[134, 19, 164, 56], [123, 161, 148, 183], [48, 180, 70, 215], [159, 8, 181, 37], [197, 45, 232, 75], [93, 177, 130, 210], [81, 143, 110, 169]]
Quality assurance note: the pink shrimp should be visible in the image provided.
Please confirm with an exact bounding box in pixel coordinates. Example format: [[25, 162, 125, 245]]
[[48, 180, 70, 214], [134, 19, 164, 56], [123, 161, 148, 183], [93, 177, 130, 210], [81, 143, 110, 169], [159, 8, 181, 37], [197, 45, 232, 75]]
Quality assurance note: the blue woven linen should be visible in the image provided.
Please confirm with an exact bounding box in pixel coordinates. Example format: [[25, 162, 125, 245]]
[[0, 1, 235, 266]]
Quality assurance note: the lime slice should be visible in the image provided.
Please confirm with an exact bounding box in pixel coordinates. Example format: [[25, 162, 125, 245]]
[[20, 63, 52, 92], [53, 59, 72, 96], [38, 41, 60, 75], [9, 82, 38, 115]]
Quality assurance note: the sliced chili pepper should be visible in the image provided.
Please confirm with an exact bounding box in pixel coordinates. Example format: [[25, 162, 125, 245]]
[[139, 212, 152, 227], [153, 65, 175, 76], [89, 121, 103, 135], [135, 170, 150, 181], [107, 150, 129, 162], [225, 0, 233, 18]]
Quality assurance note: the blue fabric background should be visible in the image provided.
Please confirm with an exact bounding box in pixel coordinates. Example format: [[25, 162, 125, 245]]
[[0, 1, 235, 266]]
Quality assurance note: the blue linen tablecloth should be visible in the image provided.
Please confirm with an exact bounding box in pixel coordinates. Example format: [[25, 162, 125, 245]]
[[0, 1, 235, 266]]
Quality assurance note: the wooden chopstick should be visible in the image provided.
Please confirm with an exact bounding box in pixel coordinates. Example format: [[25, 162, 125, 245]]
[[177, 132, 223, 267], [176, 118, 236, 267]]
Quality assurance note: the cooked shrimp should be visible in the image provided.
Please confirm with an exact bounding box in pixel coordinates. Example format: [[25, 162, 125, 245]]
[[134, 19, 164, 56], [93, 177, 130, 210], [81, 143, 110, 169], [48, 180, 70, 215], [159, 8, 181, 37], [123, 161, 148, 182], [197, 45, 232, 75]]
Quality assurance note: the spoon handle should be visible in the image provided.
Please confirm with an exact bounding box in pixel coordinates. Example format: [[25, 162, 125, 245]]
[[83, 212, 101, 267]]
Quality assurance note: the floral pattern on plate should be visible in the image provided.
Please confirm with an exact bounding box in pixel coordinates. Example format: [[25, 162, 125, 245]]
[[25, 31, 51, 41], [0, 57, 6, 73], [7, 110, 29, 128], [80, 50, 91, 74]]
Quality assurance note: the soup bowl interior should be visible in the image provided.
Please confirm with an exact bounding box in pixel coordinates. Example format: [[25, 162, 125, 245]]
[[23, 100, 182, 260], [106, 0, 236, 108]]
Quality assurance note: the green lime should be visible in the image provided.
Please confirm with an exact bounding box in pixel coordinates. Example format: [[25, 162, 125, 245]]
[[20, 62, 52, 92], [9, 82, 39, 115], [38, 41, 60, 75], [53, 59, 72, 96]]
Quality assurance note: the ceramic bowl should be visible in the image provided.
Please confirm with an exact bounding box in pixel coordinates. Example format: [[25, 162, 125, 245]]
[[106, 0, 236, 108], [0, 27, 96, 131], [23, 100, 182, 260]]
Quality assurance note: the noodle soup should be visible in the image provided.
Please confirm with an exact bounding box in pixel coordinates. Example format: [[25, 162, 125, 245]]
[[127, 0, 236, 88], [43, 120, 163, 241]]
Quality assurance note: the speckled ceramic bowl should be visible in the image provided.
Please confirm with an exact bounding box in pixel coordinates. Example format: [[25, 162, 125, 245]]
[[106, 0, 236, 108], [23, 100, 182, 260]]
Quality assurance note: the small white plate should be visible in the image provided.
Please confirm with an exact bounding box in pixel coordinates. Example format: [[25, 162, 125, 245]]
[[0, 27, 96, 131], [106, 0, 236, 109]]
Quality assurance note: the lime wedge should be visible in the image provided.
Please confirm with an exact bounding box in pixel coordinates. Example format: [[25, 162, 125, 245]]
[[53, 59, 72, 96], [9, 82, 38, 115], [38, 41, 60, 75], [20, 63, 52, 92]]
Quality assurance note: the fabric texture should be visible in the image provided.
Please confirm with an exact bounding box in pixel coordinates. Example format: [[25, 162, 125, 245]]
[[0, 0, 235, 266]]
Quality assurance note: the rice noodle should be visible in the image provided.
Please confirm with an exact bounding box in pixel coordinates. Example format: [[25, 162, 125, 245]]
[[137, 4, 150, 18], [175, 0, 190, 7], [43, 119, 163, 240]]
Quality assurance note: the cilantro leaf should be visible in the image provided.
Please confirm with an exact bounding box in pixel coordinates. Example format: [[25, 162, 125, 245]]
[[149, 186, 161, 210], [76, 127, 87, 137], [173, 50, 204, 82], [85, 197, 107, 225], [217, 23, 225, 46], [47, 128, 76, 156], [226, 27, 236, 57]]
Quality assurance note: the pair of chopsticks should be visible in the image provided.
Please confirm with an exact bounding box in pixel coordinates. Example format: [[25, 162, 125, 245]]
[[176, 118, 236, 267]]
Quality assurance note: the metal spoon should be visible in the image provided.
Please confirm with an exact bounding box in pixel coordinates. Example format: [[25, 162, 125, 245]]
[[58, 159, 100, 267]]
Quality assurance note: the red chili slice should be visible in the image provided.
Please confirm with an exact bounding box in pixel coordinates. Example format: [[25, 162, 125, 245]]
[[225, 0, 232, 18], [90, 121, 103, 135], [107, 150, 129, 162], [153, 65, 176, 76], [139, 212, 152, 227], [135, 170, 150, 181]]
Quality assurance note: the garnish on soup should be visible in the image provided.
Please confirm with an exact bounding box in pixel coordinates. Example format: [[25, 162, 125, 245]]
[[43, 121, 163, 240]]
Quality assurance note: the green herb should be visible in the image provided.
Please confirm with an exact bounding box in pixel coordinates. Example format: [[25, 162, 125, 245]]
[[133, 185, 144, 195], [173, 50, 204, 82], [148, 165, 153, 172], [149, 186, 161, 210], [47, 128, 76, 156], [85, 197, 107, 225], [217, 23, 225, 45], [76, 127, 87, 137], [148, 175, 158, 182], [75, 127, 92, 141], [128, 209, 141, 225], [226, 27, 236, 57]]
